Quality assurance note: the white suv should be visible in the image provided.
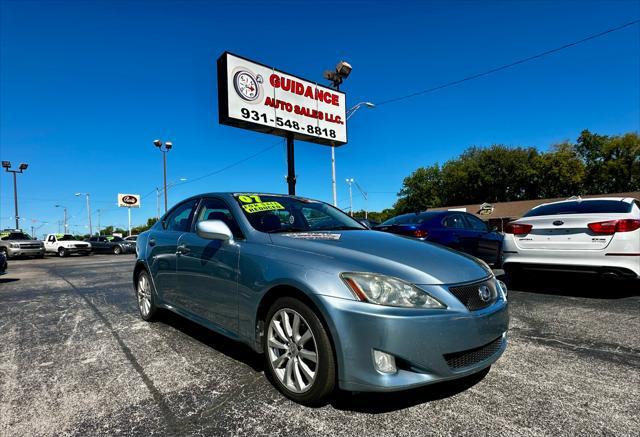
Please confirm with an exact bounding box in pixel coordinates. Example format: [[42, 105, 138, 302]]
[[503, 197, 640, 281]]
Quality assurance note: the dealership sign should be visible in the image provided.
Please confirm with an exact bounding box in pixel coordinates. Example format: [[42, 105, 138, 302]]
[[217, 52, 347, 146], [118, 193, 140, 208]]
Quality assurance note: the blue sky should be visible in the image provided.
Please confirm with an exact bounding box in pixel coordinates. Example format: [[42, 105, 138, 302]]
[[1, 0, 639, 236]]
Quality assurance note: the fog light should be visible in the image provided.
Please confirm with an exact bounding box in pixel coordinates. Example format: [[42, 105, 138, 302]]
[[497, 280, 508, 300], [373, 350, 397, 374]]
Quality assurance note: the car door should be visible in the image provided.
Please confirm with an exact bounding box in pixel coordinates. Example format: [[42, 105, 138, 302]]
[[463, 214, 501, 263], [176, 197, 242, 334], [45, 235, 56, 252], [442, 213, 474, 254], [147, 198, 199, 307]]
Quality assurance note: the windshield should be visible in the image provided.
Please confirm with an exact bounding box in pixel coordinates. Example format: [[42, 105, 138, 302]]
[[524, 200, 633, 217], [380, 212, 437, 226], [58, 234, 78, 241], [1, 232, 32, 240], [234, 194, 366, 233], [107, 236, 125, 242]]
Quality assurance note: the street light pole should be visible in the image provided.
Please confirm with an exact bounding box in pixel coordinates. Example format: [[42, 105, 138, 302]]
[[346, 178, 354, 216], [2, 161, 28, 229], [153, 140, 173, 214], [75, 193, 92, 236]]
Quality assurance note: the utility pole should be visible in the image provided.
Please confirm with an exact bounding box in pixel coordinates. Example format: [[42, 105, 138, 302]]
[[156, 187, 160, 219], [96, 209, 101, 235], [75, 193, 92, 236], [353, 180, 369, 219], [2, 161, 28, 229], [55, 205, 68, 233]]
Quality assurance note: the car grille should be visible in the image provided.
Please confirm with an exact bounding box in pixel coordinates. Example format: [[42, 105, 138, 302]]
[[74, 244, 89, 248], [444, 336, 503, 369], [448, 279, 497, 311], [20, 244, 42, 249]]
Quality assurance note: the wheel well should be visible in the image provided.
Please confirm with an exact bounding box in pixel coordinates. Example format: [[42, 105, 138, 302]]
[[133, 261, 147, 286], [256, 285, 339, 372]]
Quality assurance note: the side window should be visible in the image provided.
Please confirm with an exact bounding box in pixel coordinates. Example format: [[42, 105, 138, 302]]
[[195, 198, 243, 238], [465, 214, 488, 231], [443, 214, 466, 229], [164, 199, 198, 232], [90, 237, 97, 242]]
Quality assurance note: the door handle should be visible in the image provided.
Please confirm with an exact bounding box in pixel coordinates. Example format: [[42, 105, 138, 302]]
[[176, 244, 190, 255], [148, 238, 156, 247]]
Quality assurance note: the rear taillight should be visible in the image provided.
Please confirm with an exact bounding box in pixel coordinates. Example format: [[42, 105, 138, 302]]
[[505, 223, 533, 235], [413, 229, 428, 238], [588, 219, 640, 235]]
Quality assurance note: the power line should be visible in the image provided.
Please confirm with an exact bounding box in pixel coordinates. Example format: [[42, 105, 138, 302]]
[[375, 19, 640, 107]]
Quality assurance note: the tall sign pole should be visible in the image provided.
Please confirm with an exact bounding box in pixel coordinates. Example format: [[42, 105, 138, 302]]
[[286, 135, 296, 195]]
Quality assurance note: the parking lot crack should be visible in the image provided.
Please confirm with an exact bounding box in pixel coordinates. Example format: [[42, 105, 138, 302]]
[[53, 271, 180, 435]]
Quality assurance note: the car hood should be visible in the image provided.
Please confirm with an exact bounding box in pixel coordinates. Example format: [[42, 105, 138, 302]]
[[268, 230, 490, 285]]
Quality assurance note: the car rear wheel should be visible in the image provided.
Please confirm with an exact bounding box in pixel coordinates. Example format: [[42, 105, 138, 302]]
[[136, 270, 157, 321], [264, 297, 335, 405], [58, 247, 67, 257], [113, 246, 122, 255]]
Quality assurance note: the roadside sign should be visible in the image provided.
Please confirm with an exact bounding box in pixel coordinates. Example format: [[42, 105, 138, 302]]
[[118, 193, 140, 208], [217, 52, 347, 146]]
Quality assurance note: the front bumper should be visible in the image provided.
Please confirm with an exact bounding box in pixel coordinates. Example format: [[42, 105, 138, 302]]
[[6, 247, 45, 258], [318, 295, 509, 392]]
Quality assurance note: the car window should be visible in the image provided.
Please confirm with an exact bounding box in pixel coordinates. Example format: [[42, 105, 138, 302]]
[[1, 232, 31, 240], [443, 214, 466, 229], [196, 197, 243, 238], [465, 214, 488, 231], [524, 200, 633, 217], [163, 199, 198, 232], [234, 194, 365, 233], [48, 235, 56, 242]]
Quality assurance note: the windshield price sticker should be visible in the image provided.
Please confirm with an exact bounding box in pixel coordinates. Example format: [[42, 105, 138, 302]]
[[236, 195, 285, 214], [283, 233, 341, 240], [0, 232, 10, 238]]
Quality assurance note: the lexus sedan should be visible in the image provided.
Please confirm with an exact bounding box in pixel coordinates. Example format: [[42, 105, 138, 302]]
[[134, 193, 508, 405], [86, 235, 136, 255], [503, 197, 640, 282], [375, 211, 503, 266]]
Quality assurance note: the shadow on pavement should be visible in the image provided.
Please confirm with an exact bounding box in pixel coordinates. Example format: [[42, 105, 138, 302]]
[[159, 309, 265, 372], [331, 367, 490, 413], [496, 271, 639, 299], [0, 278, 20, 284]]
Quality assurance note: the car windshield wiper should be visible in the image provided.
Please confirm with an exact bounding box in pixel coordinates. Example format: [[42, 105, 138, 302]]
[[267, 227, 310, 233], [314, 226, 365, 231]]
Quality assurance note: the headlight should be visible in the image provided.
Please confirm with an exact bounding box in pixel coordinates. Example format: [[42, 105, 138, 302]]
[[497, 279, 508, 300], [341, 273, 445, 308], [9, 243, 20, 248]]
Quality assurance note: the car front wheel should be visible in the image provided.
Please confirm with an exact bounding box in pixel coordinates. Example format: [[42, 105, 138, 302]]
[[264, 297, 336, 405], [113, 246, 122, 255], [58, 247, 67, 257], [136, 269, 157, 321]]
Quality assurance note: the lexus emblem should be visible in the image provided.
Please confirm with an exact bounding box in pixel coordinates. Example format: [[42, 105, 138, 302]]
[[553, 220, 564, 226], [478, 285, 491, 302]]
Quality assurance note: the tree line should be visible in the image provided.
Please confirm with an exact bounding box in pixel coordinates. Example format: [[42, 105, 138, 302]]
[[391, 130, 639, 215]]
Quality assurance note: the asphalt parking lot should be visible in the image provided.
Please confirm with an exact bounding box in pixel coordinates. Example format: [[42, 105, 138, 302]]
[[0, 255, 638, 436]]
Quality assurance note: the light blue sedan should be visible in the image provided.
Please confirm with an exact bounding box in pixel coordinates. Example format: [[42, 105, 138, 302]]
[[134, 193, 509, 405]]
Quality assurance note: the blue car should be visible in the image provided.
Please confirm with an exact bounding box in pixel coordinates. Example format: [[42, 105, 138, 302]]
[[375, 211, 504, 266], [134, 193, 508, 405]]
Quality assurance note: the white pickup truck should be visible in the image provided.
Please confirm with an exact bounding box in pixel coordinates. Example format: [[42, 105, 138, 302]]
[[44, 234, 92, 257]]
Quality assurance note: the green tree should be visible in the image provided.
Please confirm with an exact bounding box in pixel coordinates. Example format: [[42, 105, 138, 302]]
[[576, 130, 639, 193], [534, 142, 585, 198], [394, 165, 443, 213]]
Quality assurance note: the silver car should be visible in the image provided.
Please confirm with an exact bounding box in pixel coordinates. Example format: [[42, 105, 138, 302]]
[[0, 230, 45, 259], [134, 193, 508, 405]]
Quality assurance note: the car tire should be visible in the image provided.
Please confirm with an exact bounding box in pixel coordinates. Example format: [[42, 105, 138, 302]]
[[136, 269, 158, 321], [58, 247, 67, 257], [504, 264, 524, 289], [264, 297, 336, 406], [0, 248, 8, 258], [113, 246, 122, 255]]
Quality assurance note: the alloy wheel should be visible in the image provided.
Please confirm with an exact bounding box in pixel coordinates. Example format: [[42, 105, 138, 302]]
[[137, 273, 152, 317], [267, 308, 318, 393]]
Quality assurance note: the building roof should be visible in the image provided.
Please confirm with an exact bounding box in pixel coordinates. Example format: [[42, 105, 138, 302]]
[[429, 191, 640, 220]]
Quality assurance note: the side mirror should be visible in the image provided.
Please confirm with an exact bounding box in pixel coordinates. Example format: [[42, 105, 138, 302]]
[[196, 220, 233, 242]]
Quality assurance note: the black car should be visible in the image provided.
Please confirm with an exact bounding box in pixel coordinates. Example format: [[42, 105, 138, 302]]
[[86, 236, 136, 255], [374, 211, 503, 266], [0, 251, 7, 276]]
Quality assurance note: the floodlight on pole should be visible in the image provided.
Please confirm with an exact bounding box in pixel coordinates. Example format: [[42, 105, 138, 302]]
[[3, 160, 29, 229], [153, 139, 173, 213]]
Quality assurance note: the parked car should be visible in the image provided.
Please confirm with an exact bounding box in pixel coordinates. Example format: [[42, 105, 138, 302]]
[[86, 235, 135, 255], [44, 233, 92, 257], [0, 230, 45, 259], [503, 197, 640, 282], [124, 235, 137, 243], [0, 251, 7, 275], [374, 211, 503, 266], [134, 193, 508, 405]]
